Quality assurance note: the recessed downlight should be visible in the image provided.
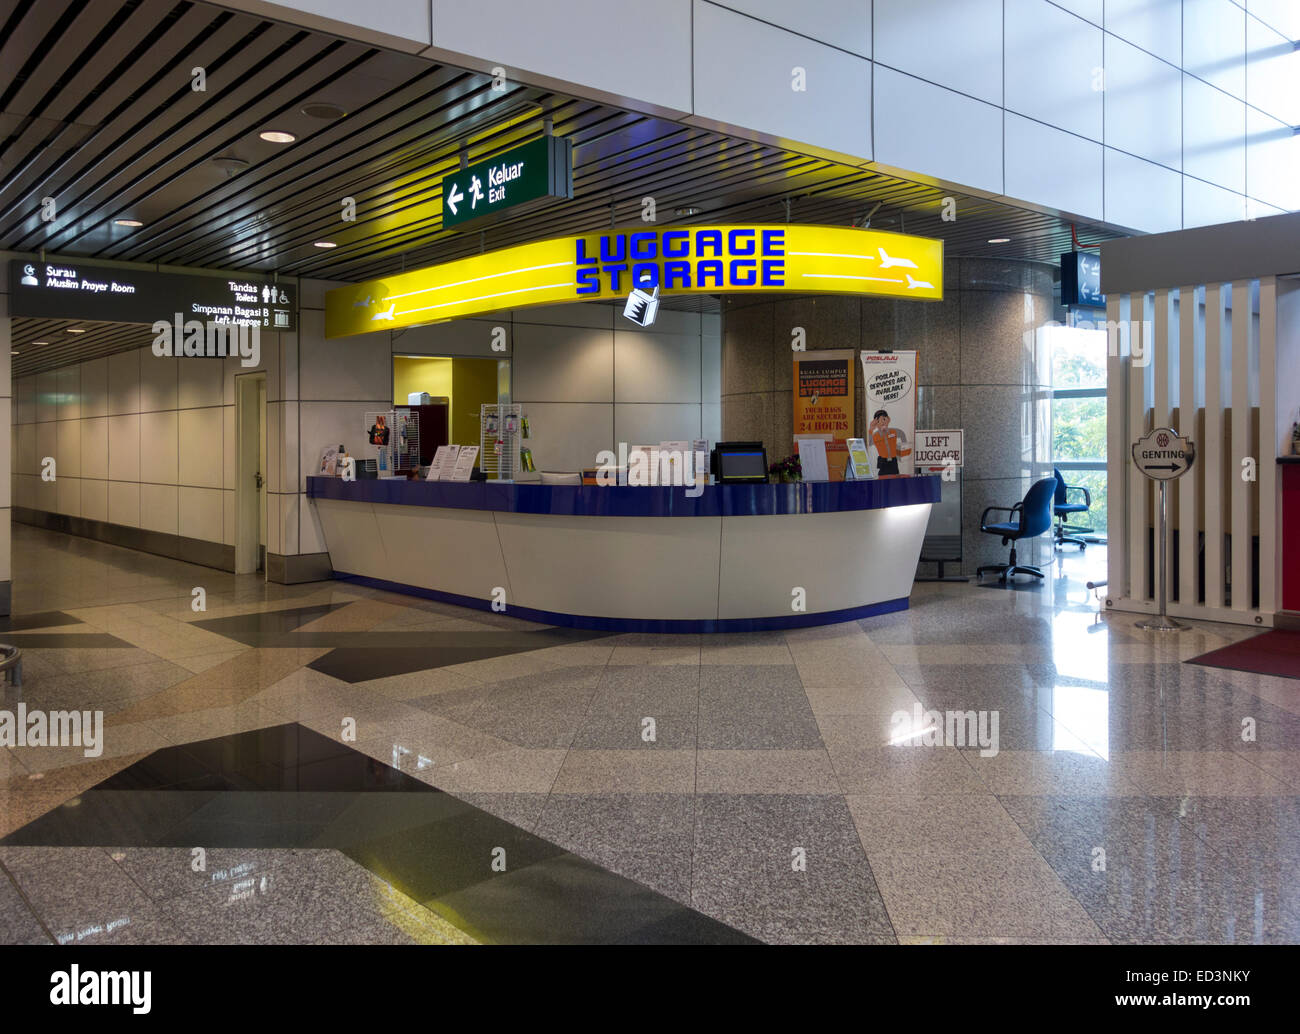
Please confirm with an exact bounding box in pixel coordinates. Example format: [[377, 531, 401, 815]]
[[987, 237, 1011, 244], [301, 102, 346, 120], [66, 327, 86, 334], [675, 206, 701, 217], [313, 241, 338, 249], [114, 218, 144, 227], [259, 130, 296, 144], [10, 350, 18, 356], [32, 341, 48, 345]]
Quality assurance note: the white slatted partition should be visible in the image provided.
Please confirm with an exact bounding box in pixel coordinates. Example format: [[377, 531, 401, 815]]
[[1101, 214, 1300, 628], [1105, 276, 1278, 625], [1203, 285, 1225, 610]]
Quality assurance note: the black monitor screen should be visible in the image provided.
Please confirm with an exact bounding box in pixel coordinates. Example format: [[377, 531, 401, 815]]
[[718, 446, 768, 482]]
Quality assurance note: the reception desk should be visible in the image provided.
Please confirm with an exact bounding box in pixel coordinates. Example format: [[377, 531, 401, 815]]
[[306, 476, 940, 632]]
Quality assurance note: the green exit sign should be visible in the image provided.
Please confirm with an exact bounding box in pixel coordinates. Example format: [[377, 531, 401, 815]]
[[441, 135, 573, 230]]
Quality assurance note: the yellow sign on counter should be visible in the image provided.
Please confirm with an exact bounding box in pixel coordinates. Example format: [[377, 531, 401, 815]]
[[325, 224, 943, 338]]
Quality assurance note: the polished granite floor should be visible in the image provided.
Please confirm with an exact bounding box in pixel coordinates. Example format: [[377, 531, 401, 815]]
[[1, 523, 1297, 944]]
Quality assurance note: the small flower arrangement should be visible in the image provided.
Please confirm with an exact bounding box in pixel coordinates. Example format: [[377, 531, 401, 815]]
[[769, 454, 802, 482]]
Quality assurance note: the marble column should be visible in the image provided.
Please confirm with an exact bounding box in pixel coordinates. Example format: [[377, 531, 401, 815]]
[[721, 257, 1055, 575]]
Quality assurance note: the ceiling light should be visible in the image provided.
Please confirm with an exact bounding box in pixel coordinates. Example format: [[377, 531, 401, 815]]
[[259, 130, 296, 144], [313, 241, 338, 248], [987, 237, 1011, 244], [32, 341, 48, 345], [114, 219, 143, 227], [301, 102, 346, 120], [675, 206, 701, 217], [10, 350, 18, 356], [213, 156, 249, 174], [66, 327, 86, 334]]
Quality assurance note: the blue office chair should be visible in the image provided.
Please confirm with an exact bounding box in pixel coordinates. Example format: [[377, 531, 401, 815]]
[[976, 477, 1057, 583], [1052, 467, 1092, 550]]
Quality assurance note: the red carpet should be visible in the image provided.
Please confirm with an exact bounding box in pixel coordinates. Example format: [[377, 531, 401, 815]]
[[1188, 629, 1300, 680]]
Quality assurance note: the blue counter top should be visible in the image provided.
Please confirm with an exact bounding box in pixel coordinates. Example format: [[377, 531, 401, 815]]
[[306, 475, 940, 517]]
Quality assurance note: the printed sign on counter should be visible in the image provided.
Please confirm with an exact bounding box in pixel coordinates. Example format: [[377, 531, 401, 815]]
[[795, 437, 830, 482], [793, 349, 855, 481], [426, 444, 460, 480], [449, 445, 480, 481]]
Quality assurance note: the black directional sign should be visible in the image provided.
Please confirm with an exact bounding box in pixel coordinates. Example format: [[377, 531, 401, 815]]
[[440, 135, 573, 231], [1132, 427, 1195, 480]]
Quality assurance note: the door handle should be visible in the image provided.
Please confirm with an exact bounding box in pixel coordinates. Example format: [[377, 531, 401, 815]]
[[255, 471, 264, 489]]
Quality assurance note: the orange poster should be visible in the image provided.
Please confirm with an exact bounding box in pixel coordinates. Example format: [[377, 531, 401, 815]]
[[792, 349, 855, 481]]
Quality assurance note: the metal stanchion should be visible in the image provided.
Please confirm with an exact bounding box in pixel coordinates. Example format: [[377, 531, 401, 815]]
[[1132, 427, 1194, 633]]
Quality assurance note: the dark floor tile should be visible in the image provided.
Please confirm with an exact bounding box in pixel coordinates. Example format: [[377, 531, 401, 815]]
[[691, 794, 896, 944]]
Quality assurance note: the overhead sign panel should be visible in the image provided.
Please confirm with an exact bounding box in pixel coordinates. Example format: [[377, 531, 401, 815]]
[[325, 225, 942, 337], [8, 259, 297, 331], [441, 135, 573, 230], [1132, 427, 1194, 480]]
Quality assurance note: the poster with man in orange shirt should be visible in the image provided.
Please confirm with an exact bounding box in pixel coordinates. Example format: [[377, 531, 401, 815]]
[[861, 351, 917, 478]]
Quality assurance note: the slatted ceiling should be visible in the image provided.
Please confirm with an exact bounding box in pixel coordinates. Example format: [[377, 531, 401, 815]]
[[2, 0, 1123, 367]]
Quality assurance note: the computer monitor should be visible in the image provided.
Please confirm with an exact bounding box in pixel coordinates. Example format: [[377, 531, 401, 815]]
[[714, 442, 769, 483]]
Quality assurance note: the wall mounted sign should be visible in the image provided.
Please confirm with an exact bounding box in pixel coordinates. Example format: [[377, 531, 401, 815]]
[[324, 225, 943, 337], [8, 259, 297, 331], [914, 430, 964, 470], [441, 135, 573, 231], [793, 348, 855, 481]]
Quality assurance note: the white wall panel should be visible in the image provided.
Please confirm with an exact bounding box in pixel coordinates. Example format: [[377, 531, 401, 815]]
[[56, 365, 80, 420], [35, 371, 56, 424], [15, 375, 34, 425], [1004, 113, 1104, 218], [107, 414, 140, 482], [139, 411, 178, 485], [1184, 175, 1247, 227], [139, 483, 178, 535], [515, 402, 613, 473], [1104, 147, 1183, 232], [513, 324, 612, 402], [1105, 0, 1181, 66], [1183, 74, 1246, 193], [298, 310, 389, 401], [874, 0, 1002, 104], [81, 417, 108, 478], [1004, 0, 1104, 141], [179, 486, 224, 544], [178, 407, 224, 489], [874, 67, 1004, 194], [1246, 106, 1300, 211], [80, 478, 107, 523], [139, 349, 177, 412], [55, 476, 78, 517], [1105, 35, 1182, 170], [1184, 0, 1246, 99], [1249, 0, 1300, 39], [614, 402, 703, 448], [1052, 0, 1104, 24], [79, 358, 107, 418], [178, 355, 224, 409], [718, 0, 871, 59], [614, 330, 701, 404], [107, 349, 140, 415], [55, 419, 81, 478], [1245, 13, 1300, 127], [108, 481, 140, 528], [430, 0, 693, 114], [693, 0, 871, 159]]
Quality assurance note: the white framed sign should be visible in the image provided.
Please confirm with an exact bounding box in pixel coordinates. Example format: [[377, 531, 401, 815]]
[[914, 430, 964, 471]]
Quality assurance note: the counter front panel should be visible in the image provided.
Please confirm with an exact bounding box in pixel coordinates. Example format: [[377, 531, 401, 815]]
[[307, 477, 940, 632]]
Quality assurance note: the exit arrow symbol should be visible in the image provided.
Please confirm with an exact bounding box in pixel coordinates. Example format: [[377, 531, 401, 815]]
[[446, 183, 464, 216], [1147, 463, 1181, 471]]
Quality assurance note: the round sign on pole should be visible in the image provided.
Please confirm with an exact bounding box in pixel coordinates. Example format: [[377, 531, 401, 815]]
[[1132, 426, 1195, 480], [1130, 426, 1194, 633]]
